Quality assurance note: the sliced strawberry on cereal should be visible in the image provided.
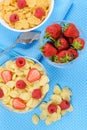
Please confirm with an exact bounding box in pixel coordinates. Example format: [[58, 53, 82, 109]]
[[54, 38, 69, 51], [1, 70, 12, 83], [9, 14, 19, 23], [0, 88, 4, 98], [34, 7, 45, 19], [40, 42, 57, 57], [48, 103, 57, 114], [12, 97, 26, 110], [59, 100, 70, 110], [16, 57, 26, 68], [27, 68, 41, 82], [17, 0, 26, 9], [32, 89, 42, 99], [16, 80, 26, 89], [68, 48, 78, 59], [45, 23, 62, 40], [72, 37, 85, 50], [63, 23, 79, 38]]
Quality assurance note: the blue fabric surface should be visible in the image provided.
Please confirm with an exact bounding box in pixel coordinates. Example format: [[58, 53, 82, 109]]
[[0, 0, 87, 130]]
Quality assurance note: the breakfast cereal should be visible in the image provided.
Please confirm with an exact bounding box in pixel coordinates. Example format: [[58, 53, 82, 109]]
[[0, 0, 51, 30], [0, 57, 49, 112]]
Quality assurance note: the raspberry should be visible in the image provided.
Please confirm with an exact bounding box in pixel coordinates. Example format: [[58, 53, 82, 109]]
[[0, 88, 4, 98], [9, 14, 19, 23], [16, 57, 26, 68], [16, 80, 26, 89], [17, 0, 26, 9], [32, 89, 42, 99], [34, 7, 45, 19], [48, 103, 57, 114], [59, 100, 70, 110]]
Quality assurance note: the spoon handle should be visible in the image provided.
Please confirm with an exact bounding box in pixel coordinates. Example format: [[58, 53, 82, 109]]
[[0, 41, 17, 57]]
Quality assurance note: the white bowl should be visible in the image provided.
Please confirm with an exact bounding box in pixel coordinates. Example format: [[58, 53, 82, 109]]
[[0, 0, 54, 32]]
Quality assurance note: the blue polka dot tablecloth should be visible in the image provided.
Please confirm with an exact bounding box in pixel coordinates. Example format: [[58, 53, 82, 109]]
[[0, 0, 87, 130]]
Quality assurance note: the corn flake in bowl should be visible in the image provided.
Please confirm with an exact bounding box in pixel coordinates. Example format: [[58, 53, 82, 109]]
[[0, 0, 54, 32], [0, 57, 49, 113]]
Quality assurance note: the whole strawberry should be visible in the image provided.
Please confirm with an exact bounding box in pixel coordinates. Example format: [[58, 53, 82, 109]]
[[40, 42, 57, 57], [54, 38, 69, 51], [68, 48, 78, 60], [52, 50, 72, 63], [45, 23, 62, 40], [72, 37, 85, 50], [63, 23, 79, 38]]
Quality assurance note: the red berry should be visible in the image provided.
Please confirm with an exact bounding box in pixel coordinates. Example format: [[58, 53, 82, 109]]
[[9, 14, 19, 23], [1, 70, 12, 83], [27, 68, 41, 82], [34, 7, 45, 19], [48, 103, 57, 114], [16, 57, 26, 68], [16, 80, 26, 89], [0, 88, 4, 98], [59, 100, 70, 110], [32, 89, 42, 99], [17, 0, 26, 9], [12, 97, 26, 110], [68, 48, 78, 59]]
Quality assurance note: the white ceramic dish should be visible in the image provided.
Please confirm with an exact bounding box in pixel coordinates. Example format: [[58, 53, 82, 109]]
[[0, 0, 54, 32]]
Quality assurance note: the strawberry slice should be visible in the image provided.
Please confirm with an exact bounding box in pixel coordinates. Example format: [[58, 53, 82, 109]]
[[27, 68, 41, 82], [16, 80, 26, 89], [0, 88, 4, 98], [12, 97, 26, 110], [32, 89, 42, 99], [34, 7, 45, 19], [1, 70, 12, 83], [59, 100, 70, 110], [48, 103, 57, 114], [9, 14, 19, 23], [17, 0, 26, 9], [16, 57, 26, 68]]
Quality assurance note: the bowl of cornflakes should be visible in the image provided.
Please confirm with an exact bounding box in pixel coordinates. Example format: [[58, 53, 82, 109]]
[[0, 0, 54, 32], [0, 56, 49, 113]]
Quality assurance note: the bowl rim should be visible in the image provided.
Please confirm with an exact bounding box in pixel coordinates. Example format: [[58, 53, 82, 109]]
[[0, 0, 54, 32], [0, 56, 49, 113], [39, 20, 86, 68]]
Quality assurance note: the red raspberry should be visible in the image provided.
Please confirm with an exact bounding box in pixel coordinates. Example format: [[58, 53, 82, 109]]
[[59, 100, 70, 110], [16, 80, 26, 89], [32, 89, 42, 99], [17, 0, 26, 9], [48, 103, 57, 114], [16, 57, 26, 68], [0, 88, 4, 98], [9, 14, 19, 23], [34, 7, 45, 19]]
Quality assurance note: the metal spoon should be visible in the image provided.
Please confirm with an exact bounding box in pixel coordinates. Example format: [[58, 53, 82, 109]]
[[0, 31, 40, 57]]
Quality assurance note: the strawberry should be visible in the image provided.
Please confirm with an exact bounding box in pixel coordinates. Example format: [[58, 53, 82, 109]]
[[54, 38, 69, 51], [16, 57, 26, 68], [17, 0, 26, 9], [45, 23, 62, 40], [1, 70, 12, 83], [63, 23, 79, 38], [68, 48, 78, 59], [16, 80, 26, 89], [34, 7, 45, 19], [9, 14, 19, 23], [27, 68, 41, 82], [67, 37, 74, 44], [59, 100, 70, 110], [12, 97, 26, 110], [53, 50, 72, 63], [40, 42, 57, 57], [72, 37, 85, 50], [48, 103, 57, 114], [32, 89, 42, 99], [0, 88, 4, 98]]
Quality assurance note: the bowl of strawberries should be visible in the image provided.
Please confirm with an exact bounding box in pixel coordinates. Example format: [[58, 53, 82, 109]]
[[39, 21, 85, 68]]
